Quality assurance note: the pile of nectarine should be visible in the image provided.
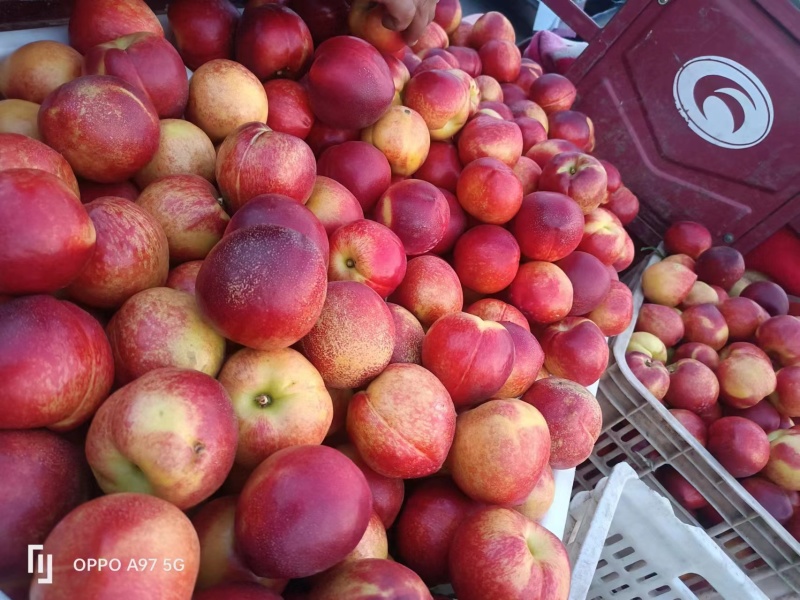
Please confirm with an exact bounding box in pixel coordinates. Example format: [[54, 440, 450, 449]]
[[626, 221, 800, 539], [0, 0, 646, 598]]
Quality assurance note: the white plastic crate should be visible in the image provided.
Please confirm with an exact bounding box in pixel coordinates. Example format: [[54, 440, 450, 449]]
[[574, 253, 800, 598], [566, 462, 767, 600]]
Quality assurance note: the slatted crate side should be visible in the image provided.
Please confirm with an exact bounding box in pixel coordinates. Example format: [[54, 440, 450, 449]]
[[573, 409, 791, 598], [576, 249, 800, 598], [605, 376, 800, 578], [599, 382, 800, 595]]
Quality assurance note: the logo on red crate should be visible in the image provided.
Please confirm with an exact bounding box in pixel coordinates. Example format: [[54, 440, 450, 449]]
[[673, 56, 773, 150]]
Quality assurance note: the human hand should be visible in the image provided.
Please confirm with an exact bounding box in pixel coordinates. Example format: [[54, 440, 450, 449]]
[[376, 0, 438, 44]]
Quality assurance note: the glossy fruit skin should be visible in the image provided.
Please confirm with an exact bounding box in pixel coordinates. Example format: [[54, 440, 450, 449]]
[[0, 295, 114, 430], [235, 444, 372, 579], [307, 36, 395, 130], [195, 225, 327, 351], [0, 168, 95, 295]]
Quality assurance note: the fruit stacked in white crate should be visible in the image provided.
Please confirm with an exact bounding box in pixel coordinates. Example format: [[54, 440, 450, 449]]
[[576, 220, 800, 598]]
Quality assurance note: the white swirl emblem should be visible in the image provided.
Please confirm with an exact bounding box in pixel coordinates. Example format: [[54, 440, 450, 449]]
[[673, 56, 773, 149]]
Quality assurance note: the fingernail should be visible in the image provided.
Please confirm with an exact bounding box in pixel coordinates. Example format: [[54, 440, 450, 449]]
[[382, 15, 400, 30]]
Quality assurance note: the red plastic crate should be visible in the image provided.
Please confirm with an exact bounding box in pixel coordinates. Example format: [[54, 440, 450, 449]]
[[542, 0, 800, 254]]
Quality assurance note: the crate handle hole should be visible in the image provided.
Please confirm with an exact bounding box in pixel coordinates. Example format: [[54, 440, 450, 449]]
[[682, 573, 721, 596], [612, 546, 635, 560], [624, 559, 648, 573], [601, 571, 621, 583], [647, 585, 672, 597]]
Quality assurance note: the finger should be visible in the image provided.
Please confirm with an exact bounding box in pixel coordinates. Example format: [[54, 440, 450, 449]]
[[403, 11, 429, 45], [404, 0, 438, 45], [424, 0, 438, 24], [381, 0, 415, 31]]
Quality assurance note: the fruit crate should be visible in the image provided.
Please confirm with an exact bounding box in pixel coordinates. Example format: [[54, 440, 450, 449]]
[[565, 462, 767, 600], [539, 0, 800, 255], [572, 251, 800, 599]]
